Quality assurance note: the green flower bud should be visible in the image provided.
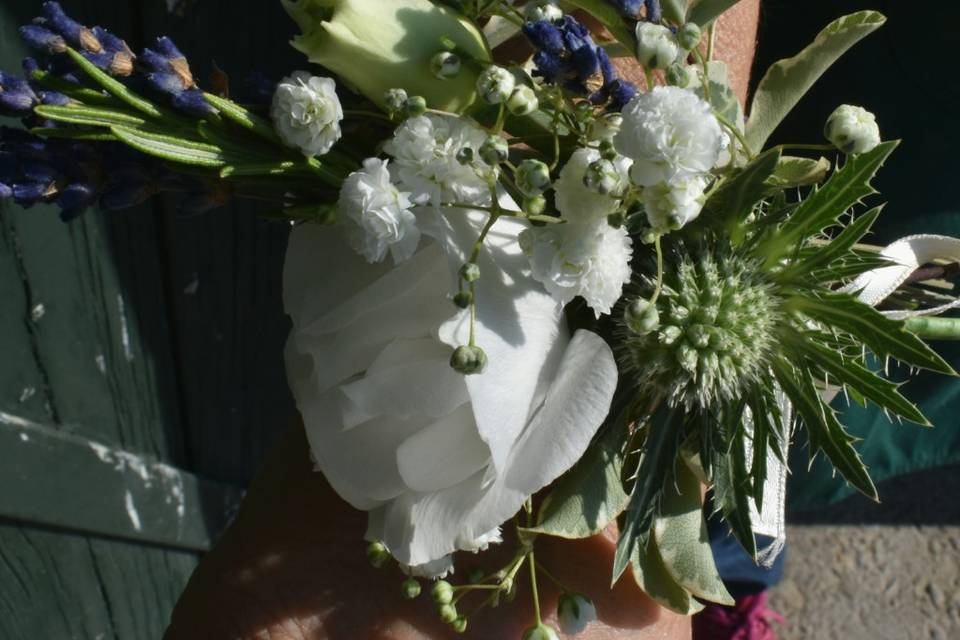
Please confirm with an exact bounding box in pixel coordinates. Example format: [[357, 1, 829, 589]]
[[522, 623, 561, 640], [384, 87, 408, 113], [451, 616, 468, 633], [524, 194, 548, 217], [574, 100, 594, 122], [507, 84, 539, 116], [635, 22, 680, 70], [477, 65, 515, 104], [607, 211, 626, 228], [430, 51, 461, 79], [456, 146, 474, 165], [624, 298, 660, 335], [666, 64, 691, 88], [515, 159, 552, 196], [583, 158, 624, 195], [283, 0, 490, 113], [366, 541, 390, 568], [598, 139, 618, 161], [438, 603, 458, 623], [824, 104, 881, 154], [431, 579, 454, 604], [677, 23, 702, 51], [404, 95, 427, 117], [479, 134, 509, 164], [453, 290, 474, 308], [459, 262, 480, 282], [640, 228, 658, 245], [450, 345, 487, 374], [401, 577, 422, 599]]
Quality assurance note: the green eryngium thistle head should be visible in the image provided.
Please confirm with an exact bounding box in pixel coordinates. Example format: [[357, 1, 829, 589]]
[[617, 248, 780, 410]]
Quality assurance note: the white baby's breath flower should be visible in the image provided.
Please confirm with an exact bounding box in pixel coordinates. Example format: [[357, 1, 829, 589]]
[[384, 113, 492, 206], [642, 174, 709, 231], [635, 22, 680, 70], [554, 148, 632, 222], [587, 113, 623, 142], [271, 71, 343, 156], [825, 104, 881, 154], [338, 158, 420, 264], [521, 217, 633, 317], [615, 86, 722, 187]]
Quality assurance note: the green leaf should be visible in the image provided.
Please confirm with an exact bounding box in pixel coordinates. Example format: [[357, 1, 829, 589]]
[[710, 414, 757, 558], [761, 141, 898, 266], [65, 47, 164, 119], [789, 332, 931, 426], [110, 126, 227, 167], [30, 69, 116, 107], [745, 11, 886, 151], [808, 250, 893, 283], [35, 104, 148, 129], [654, 461, 734, 605], [767, 156, 831, 189], [29, 128, 116, 142], [686, 61, 744, 130], [612, 409, 684, 585], [483, 15, 522, 49], [791, 289, 955, 375], [564, 0, 635, 49], [202, 92, 282, 144], [700, 147, 781, 236], [528, 419, 630, 539], [688, 0, 742, 27], [631, 534, 705, 615], [661, 0, 688, 24], [772, 357, 878, 500], [778, 205, 882, 283]]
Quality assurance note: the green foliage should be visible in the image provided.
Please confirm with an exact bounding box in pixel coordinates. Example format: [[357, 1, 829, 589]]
[[65, 47, 164, 118], [700, 147, 781, 236], [660, 0, 688, 24], [687, 0, 742, 27], [631, 534, 705, 614], [746, 11, 886, 151], [110, 127, 227, 167], [776, 205, 882, 283], [767, 156, 831, 189]]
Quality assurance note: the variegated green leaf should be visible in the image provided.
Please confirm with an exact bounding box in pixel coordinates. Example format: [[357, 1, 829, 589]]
[[631, 534, 704, 615], [767, 156, 831, 189], [688, 0, 742, 27]]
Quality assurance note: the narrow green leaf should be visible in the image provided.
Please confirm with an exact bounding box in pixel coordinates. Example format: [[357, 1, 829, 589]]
[[710, 422, 757, 558], [202, 92, 282, 144], [30, 69, 116, 106], [688, 0, 743, 27], [65, 47, 164, 118], [654, 462, 734, 604], [772, 357, 878, 500], [778, 205, 882, 283], [35, 104, 148, 129], [792, 289, 955, 375], [564, 0, 635, 49], [761, 141, 898, 266], [30, 128, 116, 142], [110, 126, 226, 167], [746, 10, 886, 150], [631, 534, 705, 615], [701, 147, 781, 234], [528, 420, 630, 539], [790, 332, 930, 426], [808, 251, 893, 282], [767, 156, 831, 189]]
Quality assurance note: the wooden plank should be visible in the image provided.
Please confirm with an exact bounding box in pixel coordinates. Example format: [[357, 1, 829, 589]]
[[0, 412, 243, 551]]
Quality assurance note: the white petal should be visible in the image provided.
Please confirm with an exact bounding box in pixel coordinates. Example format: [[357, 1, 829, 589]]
[[396, 403, 490, 492]]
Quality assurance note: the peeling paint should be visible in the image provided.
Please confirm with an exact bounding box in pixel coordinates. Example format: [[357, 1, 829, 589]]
[[95, 354, 107, 374], [89, 442, 153, 486], [30, 303, 45, 322], [18, 387, 36, 403], [116, 294, 134, 362], [124, 490, 142, 531], [18, 433, 29, 442], [0, 411, 39, 429]]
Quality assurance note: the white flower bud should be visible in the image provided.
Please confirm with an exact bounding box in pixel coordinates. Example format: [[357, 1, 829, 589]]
[[525, 0, 563, 23], [507, 84, 539, 116], [825, 104, 881, 154], [480, 134, 509, 164], [635, 22, 680, 70], [477, 66, 516, 104], [522, 623, 561, 640], [271, 71, 343, 157], [516, 159, 552, 196], [557, 592, 598, 636], [583, 159, 625, 196], [384, 87, 408, 113], [431, 51, 461, 79], [677, 23, 702, 51], [459, 262, 481, 282], [623, 298, 660, 335], [587, 113, 623, 143], [641, 175, 708, 231]]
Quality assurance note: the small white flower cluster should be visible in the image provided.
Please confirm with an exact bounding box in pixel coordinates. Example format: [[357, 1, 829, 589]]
[[270, 71, 343, 157], [615, 86, 723, 232]]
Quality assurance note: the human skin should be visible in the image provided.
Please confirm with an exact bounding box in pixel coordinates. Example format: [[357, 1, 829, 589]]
[[164, 5, 760, 638]]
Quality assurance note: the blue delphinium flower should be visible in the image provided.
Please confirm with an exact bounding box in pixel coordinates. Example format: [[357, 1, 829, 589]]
[[141, 36, 216, 117]]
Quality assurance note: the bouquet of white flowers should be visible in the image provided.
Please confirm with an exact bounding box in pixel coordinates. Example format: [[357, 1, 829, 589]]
[[4, 0, 960, 636]]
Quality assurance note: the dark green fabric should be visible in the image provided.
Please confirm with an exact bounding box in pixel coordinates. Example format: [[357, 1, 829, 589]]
[[752, 2, 960, 509]]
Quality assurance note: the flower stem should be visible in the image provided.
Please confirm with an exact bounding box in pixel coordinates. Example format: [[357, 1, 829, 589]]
[[529, 550, 542, 624], [650, 234, 665, 304], [714, 110, 755, 160]]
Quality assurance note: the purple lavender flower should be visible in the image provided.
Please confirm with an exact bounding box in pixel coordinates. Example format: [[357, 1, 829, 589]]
[[19, 25, 67, 55], [41, 1, 102, 53], [140, 36, 215, 117], [0, 72, 39, 117]]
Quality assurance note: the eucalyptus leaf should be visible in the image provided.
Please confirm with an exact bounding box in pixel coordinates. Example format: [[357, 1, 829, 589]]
[[654, 462, 735, 604], [564, 0, 635, 50], [631, 534, 705, 615], [746, 11, 886, 151], [110, 126, 226, 167], [528, 421, 629, 539], [767, 156, 831, 189], [687, 0, 742, 27], [772, 357, 878, 500]]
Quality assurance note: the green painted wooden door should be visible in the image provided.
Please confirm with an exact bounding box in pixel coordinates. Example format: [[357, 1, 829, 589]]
[[0, 1, 301, 637]]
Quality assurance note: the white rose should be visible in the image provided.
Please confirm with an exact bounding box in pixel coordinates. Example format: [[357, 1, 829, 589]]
[[283, 206, 617, 574], [825, 104, 881, 154], [615, 86, 722, 187], [521, 216, 633, 317], [271, 71, 343, 156], [554, 148, 632, 222], [384, 113, 492, 206], [339, 158, 420, 264], [642, 174, 709, 231]]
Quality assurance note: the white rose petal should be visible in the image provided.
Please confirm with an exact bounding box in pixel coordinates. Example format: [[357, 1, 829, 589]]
[[615, 85, 722, 187], [522, 217, 633, 317], [271, 71, 343, 156], [338, 158, 420, 265]]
